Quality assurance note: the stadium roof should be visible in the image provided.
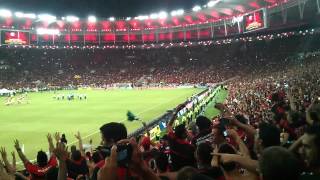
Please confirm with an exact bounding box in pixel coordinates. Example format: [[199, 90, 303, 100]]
[[0, 0, 278, 19]]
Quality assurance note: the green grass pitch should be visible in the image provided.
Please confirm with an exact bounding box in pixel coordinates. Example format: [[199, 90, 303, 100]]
[[0, 88, 227, 164]]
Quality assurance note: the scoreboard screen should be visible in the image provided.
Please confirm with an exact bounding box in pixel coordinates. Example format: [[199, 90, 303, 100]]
[[243, 8, 267, 33], [1, 31, 29, 45]]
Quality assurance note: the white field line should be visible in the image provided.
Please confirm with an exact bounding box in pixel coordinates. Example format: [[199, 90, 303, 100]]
[[17, 90, 193, 164]]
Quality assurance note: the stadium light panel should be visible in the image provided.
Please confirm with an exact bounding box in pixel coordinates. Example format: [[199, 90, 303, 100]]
[[15, 12, 24, 18], [36, 28, 60, 35], [38, 14, 56, 23], [158, 11, 168, 19], [134, 15, 149, 20], [15, 12, 36, 19], [88, 15, 97, 23], [66, 15, 79, 22], [207, 0, 221, 7], [171, 9, 184, 16], [141, 15, 149, 20], [0, 9, 12, 17], [109, 17, 115, 21], [150, 13, 158, 19], [177, 9, 184, 15], [192, 5, 202, 12], [24, 13, 36, 19]]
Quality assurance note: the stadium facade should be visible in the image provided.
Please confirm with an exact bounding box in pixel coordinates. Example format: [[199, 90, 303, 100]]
[[0, 0, 319, 46]]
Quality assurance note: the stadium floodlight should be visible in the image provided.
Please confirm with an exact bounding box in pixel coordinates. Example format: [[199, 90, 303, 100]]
[[66, 15, 79, 22], [126, 17, 131, 21], [24, 13, 36, 19], [15, 12, 24, 18], [36, 28, 60, 35], [177, 9, 184, 15], [171, 9, 184, 16], [207, 0, 221, 7], [38, 14, 56, 23], [170, 11, 176, 16], [158, 11, 168, 19], [150, 13, 158, 19], [109, 17, 115, 21], [134, 15, 149, 20], [140, 15, 149, 20], [192, 5, 202, 12], [88, 15, 97, 23], [0, 9, 12, 17], [15, 12, 36, 19]]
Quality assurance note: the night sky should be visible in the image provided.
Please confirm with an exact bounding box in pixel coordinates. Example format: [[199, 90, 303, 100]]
[[0, 0, 208, 18]]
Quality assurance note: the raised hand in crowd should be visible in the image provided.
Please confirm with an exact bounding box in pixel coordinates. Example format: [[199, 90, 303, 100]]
[[0, 147, 16, 174], [54, 132, 61, 143], [47, 133, 55, 154], [75, 131, 85, 155], [0, 159, 14, 180], [14, 139, 29, 164], [53, 142, 69, 180], [97, 145, 118, 180]]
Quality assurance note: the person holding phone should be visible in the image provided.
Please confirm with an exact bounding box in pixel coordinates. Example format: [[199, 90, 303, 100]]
[[91, 122, 131, 180]]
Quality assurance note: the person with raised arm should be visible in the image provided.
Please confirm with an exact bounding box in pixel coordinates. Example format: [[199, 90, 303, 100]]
[[166, 104, 196, 171], [14, 134, 57, 180], [53, 142, 69, 180]]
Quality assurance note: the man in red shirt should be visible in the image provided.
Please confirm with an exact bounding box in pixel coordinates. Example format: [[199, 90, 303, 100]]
[[166, 105, 196, 171], [14, 134, 57, 180]]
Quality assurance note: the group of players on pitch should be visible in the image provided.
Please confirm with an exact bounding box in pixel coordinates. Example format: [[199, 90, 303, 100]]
[[3, 93, 88, 106], [4, 94, 29, 106], [53, 93, 87, 101]]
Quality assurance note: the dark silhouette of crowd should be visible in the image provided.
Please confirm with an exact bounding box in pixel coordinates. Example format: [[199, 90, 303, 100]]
[[1, 30, 320, 180]]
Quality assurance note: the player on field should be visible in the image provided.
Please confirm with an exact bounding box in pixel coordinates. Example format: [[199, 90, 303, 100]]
[[4, 97, 15, 106]]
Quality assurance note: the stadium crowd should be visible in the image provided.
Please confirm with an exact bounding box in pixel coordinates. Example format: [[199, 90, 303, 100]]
[[1, 31, 320, 180], [1, 32, 319, 89]]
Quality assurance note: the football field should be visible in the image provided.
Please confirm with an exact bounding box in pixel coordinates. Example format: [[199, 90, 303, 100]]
[[0, 88, 202, 160], [0, 87, 227, 163]]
